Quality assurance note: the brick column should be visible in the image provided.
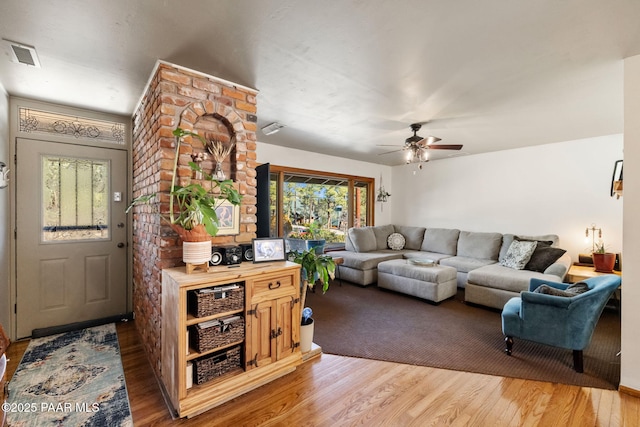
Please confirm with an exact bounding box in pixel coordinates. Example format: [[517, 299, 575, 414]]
[[131, 62, 258, 376]]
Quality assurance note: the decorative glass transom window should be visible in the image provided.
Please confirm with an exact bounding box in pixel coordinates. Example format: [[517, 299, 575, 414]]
[[19, 107, 125, 145]]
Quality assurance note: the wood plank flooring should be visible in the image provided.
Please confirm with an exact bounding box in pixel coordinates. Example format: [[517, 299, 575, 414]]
[[5, 321, 640, 426]]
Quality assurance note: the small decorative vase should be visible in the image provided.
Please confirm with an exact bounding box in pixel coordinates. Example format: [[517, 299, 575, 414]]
[[182, 241, 212, 265], [214, 162, 226, 181], [194, 169, 203, 180], [300, 319, 314, 353]]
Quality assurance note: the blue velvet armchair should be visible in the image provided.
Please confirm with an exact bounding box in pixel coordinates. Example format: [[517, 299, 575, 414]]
[[501, 274, 621, 372]]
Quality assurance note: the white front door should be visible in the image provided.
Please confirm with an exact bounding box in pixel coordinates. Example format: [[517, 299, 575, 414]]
[[15, 138, 128, 338]]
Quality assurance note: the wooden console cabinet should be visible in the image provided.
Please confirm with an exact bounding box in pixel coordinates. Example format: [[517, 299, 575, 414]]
[[161, 261, 302, 418]]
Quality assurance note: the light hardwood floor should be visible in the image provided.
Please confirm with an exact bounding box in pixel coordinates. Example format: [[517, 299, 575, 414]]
[[5, 321, 640, 426]]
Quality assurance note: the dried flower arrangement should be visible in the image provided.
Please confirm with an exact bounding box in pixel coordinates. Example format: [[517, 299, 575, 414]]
[[206, 136, 236, 180]]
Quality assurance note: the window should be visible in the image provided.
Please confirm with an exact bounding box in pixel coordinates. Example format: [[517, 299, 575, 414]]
[[267, 166, 374, 243]]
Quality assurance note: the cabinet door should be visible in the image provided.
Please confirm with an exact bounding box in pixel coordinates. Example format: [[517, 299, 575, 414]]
[[247, 299, 277, 369], [247, 295, 300, 369], [276, 296, 298, 360]]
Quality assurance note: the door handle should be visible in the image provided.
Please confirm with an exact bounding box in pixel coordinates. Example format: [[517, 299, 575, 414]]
[[117, 242, 125, 248], [117, 223, 125, 228]]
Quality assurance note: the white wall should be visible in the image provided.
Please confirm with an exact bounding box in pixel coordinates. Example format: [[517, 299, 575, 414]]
[[255, 142, 393, 225], [390, 136, 623, 261], [621, 55, 640, 391], [0, 82, 9, 332]]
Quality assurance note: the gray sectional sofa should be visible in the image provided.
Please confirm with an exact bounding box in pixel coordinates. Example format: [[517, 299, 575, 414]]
[[329, 224, 572, 310]]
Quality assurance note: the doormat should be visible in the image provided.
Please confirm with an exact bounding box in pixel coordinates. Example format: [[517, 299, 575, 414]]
[[5, 323, 133, 426]]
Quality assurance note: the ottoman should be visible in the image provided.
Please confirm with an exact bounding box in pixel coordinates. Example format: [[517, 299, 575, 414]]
[[377, 259, 458, 303]]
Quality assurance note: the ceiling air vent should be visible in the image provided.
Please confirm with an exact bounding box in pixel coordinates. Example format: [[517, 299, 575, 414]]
[[3, 39, 41, 68]]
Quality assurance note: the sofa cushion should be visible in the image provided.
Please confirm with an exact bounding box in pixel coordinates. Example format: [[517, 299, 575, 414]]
[[457, 231, 503, 260], [348, 227, 377, 252], [467, 263, 562, 293], [394, 225, 426, 250], [525, 246, 567, 273], [499, 233, 559, 262], [371, 224, 395, 250], [403, 251, 453, 263], [421, 228, 460, 255], [387, 232, 405, 250], [331, 250, 404, 270], [500, 240, 538, 270], [439, 256, 496, 273]]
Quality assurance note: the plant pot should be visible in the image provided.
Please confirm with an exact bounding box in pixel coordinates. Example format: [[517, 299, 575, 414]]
[[286, 238, 326, 255], [183, 241, 212, 264], [300, 318, 314, 353], [592, 252, 616, 273]]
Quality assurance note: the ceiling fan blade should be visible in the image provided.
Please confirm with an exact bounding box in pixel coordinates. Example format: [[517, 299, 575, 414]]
[[426, 144, 464, 150], [378, 148, 404, 155]]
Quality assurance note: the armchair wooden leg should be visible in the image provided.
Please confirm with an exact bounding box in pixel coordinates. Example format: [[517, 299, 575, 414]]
[[573, 350, 584, 373], [505, 336, 513, 356]]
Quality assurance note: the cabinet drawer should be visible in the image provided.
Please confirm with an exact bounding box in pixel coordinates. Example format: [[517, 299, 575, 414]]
[[252, 274, 295, 297]]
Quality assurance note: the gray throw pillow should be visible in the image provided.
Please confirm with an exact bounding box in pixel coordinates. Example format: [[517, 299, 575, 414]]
[[500, 240, 537, 270]]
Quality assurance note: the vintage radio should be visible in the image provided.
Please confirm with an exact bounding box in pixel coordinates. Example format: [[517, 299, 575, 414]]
[[210, 245, 242, 266]]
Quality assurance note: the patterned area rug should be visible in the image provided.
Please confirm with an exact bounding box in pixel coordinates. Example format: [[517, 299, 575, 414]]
[[6, 324, 133, 426]]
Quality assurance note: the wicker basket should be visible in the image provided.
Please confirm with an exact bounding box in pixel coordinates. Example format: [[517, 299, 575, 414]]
[[191, 316, 245, 353], [193, 346, 242, 385], [188, 283, 244, 318]]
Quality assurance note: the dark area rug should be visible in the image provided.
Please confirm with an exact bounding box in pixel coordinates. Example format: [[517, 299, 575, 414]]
[[6, 323, 133, 426], [306, 282, 620, 389]]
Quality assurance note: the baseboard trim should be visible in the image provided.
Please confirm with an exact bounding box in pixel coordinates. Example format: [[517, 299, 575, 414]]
[[619, 385, 640, 397], [31, 313, 134, 338]]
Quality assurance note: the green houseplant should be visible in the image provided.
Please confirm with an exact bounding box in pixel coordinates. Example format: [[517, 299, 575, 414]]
[[127, 128, 242, 264], [290, 248, 335, 353]]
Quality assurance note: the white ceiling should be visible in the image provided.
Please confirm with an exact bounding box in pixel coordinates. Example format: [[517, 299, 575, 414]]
[[1, 0, 640, 165]]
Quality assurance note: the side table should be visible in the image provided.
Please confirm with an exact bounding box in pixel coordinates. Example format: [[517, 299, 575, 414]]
[[565, 264, 621, 283]]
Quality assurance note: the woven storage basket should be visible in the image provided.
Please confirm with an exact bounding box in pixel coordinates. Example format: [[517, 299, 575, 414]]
[[193, 346, 242, 385], [188, 284, 244, 318], [191, 317, 245, 353]]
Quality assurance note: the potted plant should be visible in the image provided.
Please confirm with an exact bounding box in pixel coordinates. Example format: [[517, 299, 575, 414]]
[[592, 242, 616, 273], [286, 221, 326, 254], [290, 248, 335, 353], [127, 127, 242, 267]]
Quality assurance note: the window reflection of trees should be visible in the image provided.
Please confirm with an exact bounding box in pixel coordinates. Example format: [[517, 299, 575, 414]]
[[42, 156, 109, 241]]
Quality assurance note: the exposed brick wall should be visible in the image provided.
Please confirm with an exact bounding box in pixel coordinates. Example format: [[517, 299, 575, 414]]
[[131, 63, 258, 376]]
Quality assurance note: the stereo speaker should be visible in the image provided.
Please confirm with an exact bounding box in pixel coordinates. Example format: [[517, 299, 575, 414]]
[[210, 245, 242, 266], [240, 243, 254, 262]]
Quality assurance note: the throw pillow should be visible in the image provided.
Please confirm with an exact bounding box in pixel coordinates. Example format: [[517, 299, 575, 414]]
[[533, 281, 589, 297], [500, 240, 537, 270], [387, 232, 406, 250], [525, 246, 567, 273]]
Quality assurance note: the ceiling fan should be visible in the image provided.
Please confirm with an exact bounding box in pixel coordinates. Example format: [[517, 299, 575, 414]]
[[378, 123, 463, 168]]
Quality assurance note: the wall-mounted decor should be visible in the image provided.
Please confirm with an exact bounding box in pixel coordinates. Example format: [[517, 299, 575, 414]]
[[215, 200, 240, 236]]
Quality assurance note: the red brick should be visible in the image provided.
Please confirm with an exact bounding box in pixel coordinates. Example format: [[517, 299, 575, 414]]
[[235, 100, 257, 113]]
